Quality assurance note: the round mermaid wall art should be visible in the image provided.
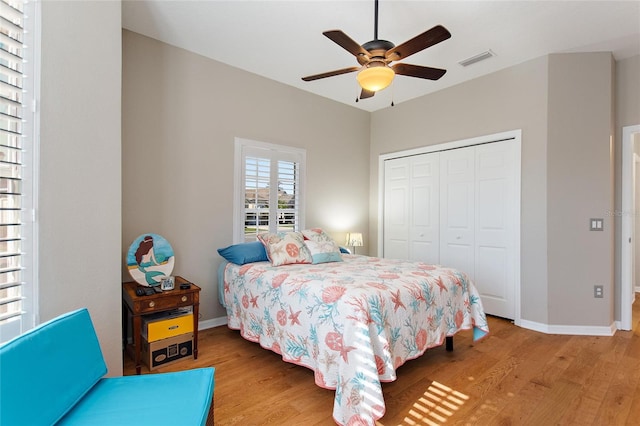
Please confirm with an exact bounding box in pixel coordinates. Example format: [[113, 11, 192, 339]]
[[127, 234, 175, 286]]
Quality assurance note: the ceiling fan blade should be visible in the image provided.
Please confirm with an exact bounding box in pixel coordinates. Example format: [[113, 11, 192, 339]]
[[385, 25, 451, 61], [323, 30, 371, 59], [392, 63, 447, 80], [360, 89, 375, 99], [302, 66, 360, 82]]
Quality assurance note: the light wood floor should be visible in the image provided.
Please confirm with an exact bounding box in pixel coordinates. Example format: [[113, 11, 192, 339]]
[[124, 298, 640, 425]]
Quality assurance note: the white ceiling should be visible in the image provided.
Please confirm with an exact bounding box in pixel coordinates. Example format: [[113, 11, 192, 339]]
[[122, 0, 640, 112]]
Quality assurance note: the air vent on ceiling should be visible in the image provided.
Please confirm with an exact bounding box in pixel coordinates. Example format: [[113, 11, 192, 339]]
[[458, 50, 495, 67]]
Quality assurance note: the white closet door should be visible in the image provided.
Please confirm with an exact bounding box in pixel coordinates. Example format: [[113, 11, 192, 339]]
[[475, 141, 517, 319], [440, 148, 476, 279], [384, 158, 410, 260], [383, 137, 519, 320], [384, 154, 440, 262], [410, 154, 440, 263]]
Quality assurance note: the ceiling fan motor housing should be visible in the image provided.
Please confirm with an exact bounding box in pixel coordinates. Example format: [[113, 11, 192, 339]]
[[359, 39, 395, 64]]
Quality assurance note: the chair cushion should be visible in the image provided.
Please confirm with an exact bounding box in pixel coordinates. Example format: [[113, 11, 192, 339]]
[[0, 308, 107, 425], [57, 368, 215, 426]]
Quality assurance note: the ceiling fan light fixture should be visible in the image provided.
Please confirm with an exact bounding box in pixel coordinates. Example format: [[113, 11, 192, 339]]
[[357, 63, 395, 92]]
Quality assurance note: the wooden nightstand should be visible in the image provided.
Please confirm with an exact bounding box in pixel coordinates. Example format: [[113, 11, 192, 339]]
[[122, 276, 200, 374]]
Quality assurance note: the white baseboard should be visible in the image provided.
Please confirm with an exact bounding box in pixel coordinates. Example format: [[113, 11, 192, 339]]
[[198, 316, 227, 330], [519, 319, 616, 336]]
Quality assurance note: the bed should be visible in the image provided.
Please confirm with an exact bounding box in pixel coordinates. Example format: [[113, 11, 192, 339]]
[[217, 231, 489, 426]]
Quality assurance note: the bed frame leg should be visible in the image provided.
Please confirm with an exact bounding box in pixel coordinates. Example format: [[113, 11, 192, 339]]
[[445, 336, 453, 352]]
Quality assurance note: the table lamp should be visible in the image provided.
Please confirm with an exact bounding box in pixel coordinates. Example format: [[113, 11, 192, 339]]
[[345, 232, 363, 255]]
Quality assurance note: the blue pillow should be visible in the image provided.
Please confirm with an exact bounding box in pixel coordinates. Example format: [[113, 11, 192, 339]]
[[339, 246, 351, 254], [217, 241, 269, 265]]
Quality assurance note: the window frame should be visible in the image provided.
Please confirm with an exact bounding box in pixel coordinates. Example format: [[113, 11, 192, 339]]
[[233, 138, 306, 244]]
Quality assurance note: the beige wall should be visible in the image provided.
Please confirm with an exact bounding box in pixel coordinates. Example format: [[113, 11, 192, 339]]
[[370, 56, 550, 324], [616, 56, 640, 128], [546, 53, 614, 327], [40, 1, 122, 375], [121, 31, 370, 323]]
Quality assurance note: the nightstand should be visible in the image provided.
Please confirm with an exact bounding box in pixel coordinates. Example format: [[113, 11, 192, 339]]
[[122, 276, 200, 374]]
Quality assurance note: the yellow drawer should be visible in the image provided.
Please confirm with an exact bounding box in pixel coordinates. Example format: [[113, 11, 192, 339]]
[[143, 312, 193, 342]]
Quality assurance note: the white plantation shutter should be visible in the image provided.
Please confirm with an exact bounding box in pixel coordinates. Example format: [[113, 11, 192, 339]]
[[244, 155, 271, 237], [276, 159, 298, 230], [0, 0, 37, 342], [234, 139, 305, 243]]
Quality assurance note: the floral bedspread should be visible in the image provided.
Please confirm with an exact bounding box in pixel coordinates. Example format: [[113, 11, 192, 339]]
[[221, 255, 489, 425]]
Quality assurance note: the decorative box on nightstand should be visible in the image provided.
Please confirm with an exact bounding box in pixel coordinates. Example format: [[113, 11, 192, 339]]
[[141, 332, 194, 370], [142, 309, 193, 342]]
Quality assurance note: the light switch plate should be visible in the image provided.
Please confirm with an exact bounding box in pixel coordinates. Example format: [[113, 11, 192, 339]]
[[590, 218, 603, 231]]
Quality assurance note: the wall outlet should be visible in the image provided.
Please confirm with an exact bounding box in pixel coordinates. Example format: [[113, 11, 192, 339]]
[[594, 285, 604, 298]]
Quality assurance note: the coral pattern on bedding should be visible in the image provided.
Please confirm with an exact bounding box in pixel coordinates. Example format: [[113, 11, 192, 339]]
[[222, 255, 489, 426]]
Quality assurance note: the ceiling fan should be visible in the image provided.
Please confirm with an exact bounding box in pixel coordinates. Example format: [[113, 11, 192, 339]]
[[302, 0, 451, 101]]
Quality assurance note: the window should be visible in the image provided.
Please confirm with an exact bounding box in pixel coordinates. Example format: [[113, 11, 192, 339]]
[[0, 0, 38, 343], [234, 138, 305, 243]]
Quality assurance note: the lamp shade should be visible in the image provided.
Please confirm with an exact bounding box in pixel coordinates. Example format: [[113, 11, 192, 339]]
[[345, 232, 363, 247], [356, 64, 395, 92]]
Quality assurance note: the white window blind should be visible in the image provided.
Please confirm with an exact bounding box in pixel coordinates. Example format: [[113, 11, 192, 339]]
[[0, 0, 37, 342], [234, 139, 305, 243]]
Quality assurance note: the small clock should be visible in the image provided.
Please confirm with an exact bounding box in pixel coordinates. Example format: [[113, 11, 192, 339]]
[[160, 276, 175, 291]]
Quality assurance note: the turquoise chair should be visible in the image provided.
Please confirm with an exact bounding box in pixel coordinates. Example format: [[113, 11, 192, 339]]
[[0, 308, 214, 425]]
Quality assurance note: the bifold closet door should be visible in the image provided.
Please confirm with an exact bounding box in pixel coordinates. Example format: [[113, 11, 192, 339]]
[[383, 154, 440, 263], [473, 141, 517, 319], [384, 158, 410, 260], [439, 148, 476, 279], [440, 141, 516, 319], [384, 140, 517, 319]]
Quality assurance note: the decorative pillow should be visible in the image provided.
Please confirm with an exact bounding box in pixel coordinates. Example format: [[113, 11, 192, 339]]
[[301, 228, 343, 264], [217, 241, 269, 265], [257, 231, 313, 266]]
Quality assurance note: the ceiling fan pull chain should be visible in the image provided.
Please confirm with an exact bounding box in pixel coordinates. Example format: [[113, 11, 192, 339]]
[[391, 80, 395, 107]]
